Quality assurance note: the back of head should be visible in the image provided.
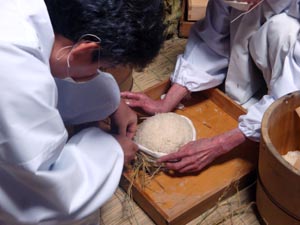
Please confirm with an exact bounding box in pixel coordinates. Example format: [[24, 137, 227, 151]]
[[44, 0, 166, 69]]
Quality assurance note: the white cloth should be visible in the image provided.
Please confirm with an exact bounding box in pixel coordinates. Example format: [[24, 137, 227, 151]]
[[0, 0, 124, 224], [171, 0, 300, 141]]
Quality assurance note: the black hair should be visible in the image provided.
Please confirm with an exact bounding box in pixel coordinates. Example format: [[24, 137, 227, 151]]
[[44, 0, 166, 69]]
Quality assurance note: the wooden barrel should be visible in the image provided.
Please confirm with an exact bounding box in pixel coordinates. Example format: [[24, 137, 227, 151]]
[[105, 65, 133, 91], [257, 91, 300, 225]]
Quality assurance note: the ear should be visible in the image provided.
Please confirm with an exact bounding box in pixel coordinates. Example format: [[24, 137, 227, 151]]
[[70, 41, 100, 59]]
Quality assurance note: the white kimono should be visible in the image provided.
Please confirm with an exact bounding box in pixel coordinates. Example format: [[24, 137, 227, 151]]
[[0, 0, 124, 224], [171, 0, 300, 141]]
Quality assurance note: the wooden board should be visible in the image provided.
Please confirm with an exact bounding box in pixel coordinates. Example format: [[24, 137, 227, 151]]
[[120, 80, 259, 225], [179, 0, 208, 38], [179, 0, 194, 38], [187, 0, 208, 21], [178, 20, 194, 38]]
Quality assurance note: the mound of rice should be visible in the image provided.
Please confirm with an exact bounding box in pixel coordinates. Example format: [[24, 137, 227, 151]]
[[282, 150, 300, 168], [134, 112, 194, 154]]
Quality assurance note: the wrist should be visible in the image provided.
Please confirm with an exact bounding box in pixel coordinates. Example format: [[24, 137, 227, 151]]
[[162, 84, 189, 112], [160, 98, 174, 113], [218, 128, 246, 155]]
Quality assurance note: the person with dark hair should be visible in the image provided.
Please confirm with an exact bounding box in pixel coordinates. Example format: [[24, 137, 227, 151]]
[[122, 0, 300, 173], [0, 0, 165, 224]]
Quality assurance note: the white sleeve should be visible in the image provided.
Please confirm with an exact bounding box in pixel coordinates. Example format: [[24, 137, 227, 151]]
[[239, 38, 300, 141], [171, 0, 231, 92], [0, 42, 124, 224], [55, 71, 120, 125]]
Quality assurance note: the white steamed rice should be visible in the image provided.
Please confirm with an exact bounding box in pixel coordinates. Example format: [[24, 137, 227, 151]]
[[134, 112, 194, 154]]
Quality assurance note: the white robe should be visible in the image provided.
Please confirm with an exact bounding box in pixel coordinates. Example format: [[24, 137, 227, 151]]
[[0, 0, 124, 224], [171, 0, 300, 141]]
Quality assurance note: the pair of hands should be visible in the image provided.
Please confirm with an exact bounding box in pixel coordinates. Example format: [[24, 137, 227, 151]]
[[109, 89, 179, 166], [121, 91, 247, 174]]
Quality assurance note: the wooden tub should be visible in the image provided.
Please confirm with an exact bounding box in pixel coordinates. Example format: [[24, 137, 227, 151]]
[[257, 91, 300, 225], [105, 64, 133, 91]]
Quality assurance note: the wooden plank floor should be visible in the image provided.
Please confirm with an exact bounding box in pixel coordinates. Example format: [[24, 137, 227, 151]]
[[100, 37, 265, 225]]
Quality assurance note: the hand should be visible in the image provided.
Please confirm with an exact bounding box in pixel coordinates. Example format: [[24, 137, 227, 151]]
[[157, 128, 246, 173], [157, 137, 222, 173], [121, 91, 167, 115], [121, 83, 189, 115], [113, 134, 138, 165], [110, 99, 138, 139]]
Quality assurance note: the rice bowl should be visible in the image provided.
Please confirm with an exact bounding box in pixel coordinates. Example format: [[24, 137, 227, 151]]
[[134, 113, 196, 158]]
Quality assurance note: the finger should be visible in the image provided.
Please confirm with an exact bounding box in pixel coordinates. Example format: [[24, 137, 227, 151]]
[[116, 123, 127, 136], [129, 144, 139, 162], [121, 92, 143, 100], [133, 142, 139, 153], [126, 123, 137, 139], [124, 99, 147, 109], [157, 154, 179, 163], [179, 164, 203, 173], [163, 159, 189, 171], [157, 150, 187, 163]]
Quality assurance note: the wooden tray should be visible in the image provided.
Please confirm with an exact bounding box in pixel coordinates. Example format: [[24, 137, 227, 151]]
[[120, 80, 259, 225]]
